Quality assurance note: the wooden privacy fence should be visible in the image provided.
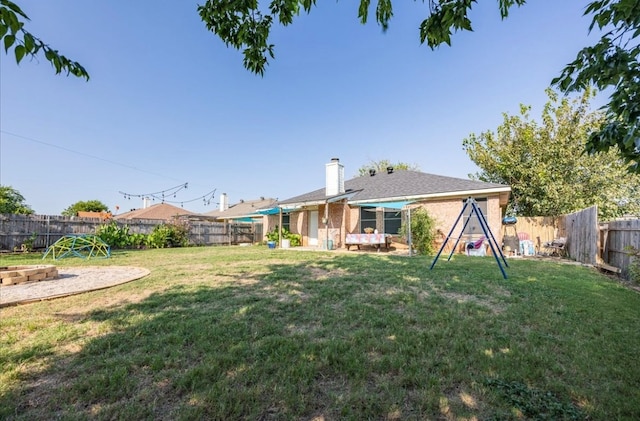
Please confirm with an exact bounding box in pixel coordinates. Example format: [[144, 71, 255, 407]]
[[508, 216, 565, 250], [527, 206, 639, 277], [563, 206, 600, 266], [601, 219, 640, 277], [496, 207, 640, 276], [0, 214, 262, 251]]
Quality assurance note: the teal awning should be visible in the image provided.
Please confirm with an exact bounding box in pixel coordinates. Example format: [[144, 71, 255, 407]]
[[255, 206, 299, 215], [255, 207, 280, 215]]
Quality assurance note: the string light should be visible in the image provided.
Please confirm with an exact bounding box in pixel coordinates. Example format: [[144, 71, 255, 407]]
[[118, 184, 216, 206]]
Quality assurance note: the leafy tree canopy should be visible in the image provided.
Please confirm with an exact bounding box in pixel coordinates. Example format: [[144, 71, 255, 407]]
[[0, 185, 34, 214], [463, 88, 640, 221], [62, 200, 110, 217], [0, 0, 88, 79], [357, 159, 419, 177]]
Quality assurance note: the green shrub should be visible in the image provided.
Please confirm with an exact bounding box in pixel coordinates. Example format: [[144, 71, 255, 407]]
[[288, 233, 302, 247], [129, 233, 147, 249], [265, 226, 280, 243], [21, 232, 38, 252], [146, 220, 190, 248], [625, 246, 640, 284], [265, 226, 301, 246], [399, 207, 436, 255], [96, 221, 131, 249]]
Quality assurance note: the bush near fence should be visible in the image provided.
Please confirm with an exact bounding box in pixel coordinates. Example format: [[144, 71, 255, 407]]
[[0, 214, 262, 251]]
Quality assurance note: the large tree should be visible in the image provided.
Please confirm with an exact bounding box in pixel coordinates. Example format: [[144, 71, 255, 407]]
[[0, 185, 34, 214], [61, 200, 110, 217], [463, 88, 640, 220], [0, 0, 88, 79], [356, 159, 419, 176]]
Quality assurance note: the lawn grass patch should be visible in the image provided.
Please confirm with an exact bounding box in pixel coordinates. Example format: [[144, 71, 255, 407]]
[[1, 248, 639, 419]]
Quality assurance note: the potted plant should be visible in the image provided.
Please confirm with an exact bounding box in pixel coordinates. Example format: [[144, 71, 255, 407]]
[[265, 226, 301, 248], [265, 226, 280, 248]]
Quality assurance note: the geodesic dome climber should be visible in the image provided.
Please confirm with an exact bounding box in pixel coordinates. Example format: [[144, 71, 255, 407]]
[[42, 234, 111, 260]]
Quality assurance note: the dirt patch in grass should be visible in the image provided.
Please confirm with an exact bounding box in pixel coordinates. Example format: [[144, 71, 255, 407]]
[[440, 292, 507, 314], [307, 266, 348, 280], [441, 384, 485, 420]]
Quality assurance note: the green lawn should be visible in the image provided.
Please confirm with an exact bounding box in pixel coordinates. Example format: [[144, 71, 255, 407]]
[[1, 247, 639, 420]]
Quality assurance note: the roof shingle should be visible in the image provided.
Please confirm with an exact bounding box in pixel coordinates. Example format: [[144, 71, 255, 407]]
[[278, 170, 509, 205], [114, 203, 196, 220]]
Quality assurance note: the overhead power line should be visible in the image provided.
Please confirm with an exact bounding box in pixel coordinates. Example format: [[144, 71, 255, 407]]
[[1, 130, 185, 182]]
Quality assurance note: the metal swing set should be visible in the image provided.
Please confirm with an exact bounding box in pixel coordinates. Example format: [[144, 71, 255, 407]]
[[429, 197, 510, 279]]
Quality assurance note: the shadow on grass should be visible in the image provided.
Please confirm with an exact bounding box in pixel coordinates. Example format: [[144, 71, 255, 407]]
[[3, 253, 635, 420]]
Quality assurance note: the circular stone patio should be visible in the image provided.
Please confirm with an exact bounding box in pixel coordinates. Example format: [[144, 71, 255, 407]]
[[0, 266, 150, 307]]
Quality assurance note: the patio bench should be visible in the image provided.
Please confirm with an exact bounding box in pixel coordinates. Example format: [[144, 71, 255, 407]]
[[345, 233, 392, 251]]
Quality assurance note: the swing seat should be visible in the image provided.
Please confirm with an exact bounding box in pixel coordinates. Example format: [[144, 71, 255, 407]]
[[465, 236, 487, 256]]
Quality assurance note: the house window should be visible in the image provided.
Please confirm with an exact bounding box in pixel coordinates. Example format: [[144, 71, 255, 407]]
[[462, 198, 487, 237], [384, 209, 402, 235], [360, 207, 377, 232], [282, 213, 290, 232]]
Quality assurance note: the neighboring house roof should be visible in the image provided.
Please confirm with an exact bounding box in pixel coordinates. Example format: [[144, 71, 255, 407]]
[[77, 211, 112, 220], [114, 203, 196, 220], [203, 197, 278, 220], [278, 170, 510, 207]]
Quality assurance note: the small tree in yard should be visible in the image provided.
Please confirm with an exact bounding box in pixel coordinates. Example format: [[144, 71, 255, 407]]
[[0, 185, 34, 215], [62, 200, 109, 216], [399, 207, 436, 255]]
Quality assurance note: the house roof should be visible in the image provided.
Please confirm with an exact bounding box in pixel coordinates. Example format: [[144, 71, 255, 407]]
[[203, 197, 278, 220], [114, 203, 197, 220], [277, 170, 510, 207]]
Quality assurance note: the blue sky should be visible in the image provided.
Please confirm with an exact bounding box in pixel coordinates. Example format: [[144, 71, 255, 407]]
[[1, 0, 603, 215]]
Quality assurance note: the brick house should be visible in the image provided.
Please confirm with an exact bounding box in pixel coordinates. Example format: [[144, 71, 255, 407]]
[[263, 158, 511, 251]]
